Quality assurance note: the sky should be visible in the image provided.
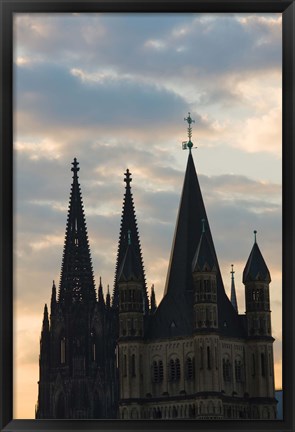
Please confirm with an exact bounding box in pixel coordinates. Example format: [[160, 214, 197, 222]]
[[13, 13, 282, 419]]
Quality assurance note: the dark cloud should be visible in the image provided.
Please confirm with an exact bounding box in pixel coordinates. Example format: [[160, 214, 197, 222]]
[[15, 63, 189, 132]]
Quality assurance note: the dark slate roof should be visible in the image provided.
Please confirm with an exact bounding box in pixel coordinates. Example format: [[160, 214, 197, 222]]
[[58, 159, 96, 306], [243, 241, 271, 284], [147, 153, 246, 340], [192, 230, 217, 273], [113, 169, 148, 311], [117, 240, 143, 282]]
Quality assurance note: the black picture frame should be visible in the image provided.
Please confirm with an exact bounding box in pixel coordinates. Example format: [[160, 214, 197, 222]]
[[0, 1, 294, 431]]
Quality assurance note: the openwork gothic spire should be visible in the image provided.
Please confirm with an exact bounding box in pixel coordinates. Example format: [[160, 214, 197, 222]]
[[113, 169, 148, 312], [230, 264, 238, 313], [58, 159, 96, 306]]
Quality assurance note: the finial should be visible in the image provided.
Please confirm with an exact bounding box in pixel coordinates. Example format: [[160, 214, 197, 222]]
[[71, 158, 80, 178], [201, 218, 206, 233], [254, 230, 257, 243], [231, 264, 235, 279], [183, 112, 195, 153], [127, 229, 131, 245], [124, 168, 132, 187]]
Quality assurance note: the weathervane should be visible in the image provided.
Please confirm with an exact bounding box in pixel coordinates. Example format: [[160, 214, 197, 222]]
[[182, 112, 196, 152]]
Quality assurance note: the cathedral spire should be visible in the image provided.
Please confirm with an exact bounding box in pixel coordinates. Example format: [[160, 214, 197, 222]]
[[50, 280, 57, 313], [42, 304, 49, 333], [58, 158, 96, 306], [230, 264, 238, 313], [150, 284, 157, 313], [106, 285, 111, 309], [98, 276, 105, 305], [113, 169, 148, 312]]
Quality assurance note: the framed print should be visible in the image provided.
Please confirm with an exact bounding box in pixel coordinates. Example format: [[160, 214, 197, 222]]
[[0, 1, 294, 432]]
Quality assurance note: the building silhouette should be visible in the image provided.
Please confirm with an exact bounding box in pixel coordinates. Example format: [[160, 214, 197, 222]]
[[36, 116, 277, 419]]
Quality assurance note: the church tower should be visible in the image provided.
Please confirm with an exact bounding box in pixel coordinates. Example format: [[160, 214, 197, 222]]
[[36, 159, 117, 419], [116, 170, 147, 419], [243, 231, 276, 419]]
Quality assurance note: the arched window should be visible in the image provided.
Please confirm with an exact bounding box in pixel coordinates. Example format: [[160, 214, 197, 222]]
[[169, 359, 176, 381], [168, 358, 180, 381], [152, 359, 164, 383]]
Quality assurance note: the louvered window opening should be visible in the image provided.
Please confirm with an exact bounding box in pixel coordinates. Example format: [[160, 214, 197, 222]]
[[185, 357, 195, 380], [152, 360, 164, 383], [169, 358, 181, 382]]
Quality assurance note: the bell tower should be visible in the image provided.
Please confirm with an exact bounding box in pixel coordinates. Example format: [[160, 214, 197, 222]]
[[243, 231, 276, 418], [243, 231, 272, 337]]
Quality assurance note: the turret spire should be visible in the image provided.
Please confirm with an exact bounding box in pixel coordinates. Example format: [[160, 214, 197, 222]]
[[42, 304, 49, 333], [230, 264, 238, 313], [98, 276, 105, 305], [58, 159, 96, 306], [106, 285, 111, 308], [150, 284, 157, 313], [113, 169, 148, 312], [243, 232, 271, 284], [50, 280, 57, 313]]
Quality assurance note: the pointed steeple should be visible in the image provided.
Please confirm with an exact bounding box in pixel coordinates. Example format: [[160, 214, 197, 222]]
[[150, 284, 157, 313], [113, 169, 148, 312], [58, 158, 96, 306], [149, 144, 246, 339], [192, 219, 217, 273], [164, 152, 219, 297], [98, 277, 105, 305], [106, 285, 111, 309], [243, 231, 271, 284], [40, 304, 50, 365], [118, 230, 143, 282], [50, 280, 57, 313], [42, 304, 49, 333], [230, 265, 238, 313]]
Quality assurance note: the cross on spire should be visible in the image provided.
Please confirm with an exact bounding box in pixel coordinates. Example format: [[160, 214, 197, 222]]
[[124, 169, 132, 187], [71, 158, 80, 178], [231, 264, 235, 279]]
